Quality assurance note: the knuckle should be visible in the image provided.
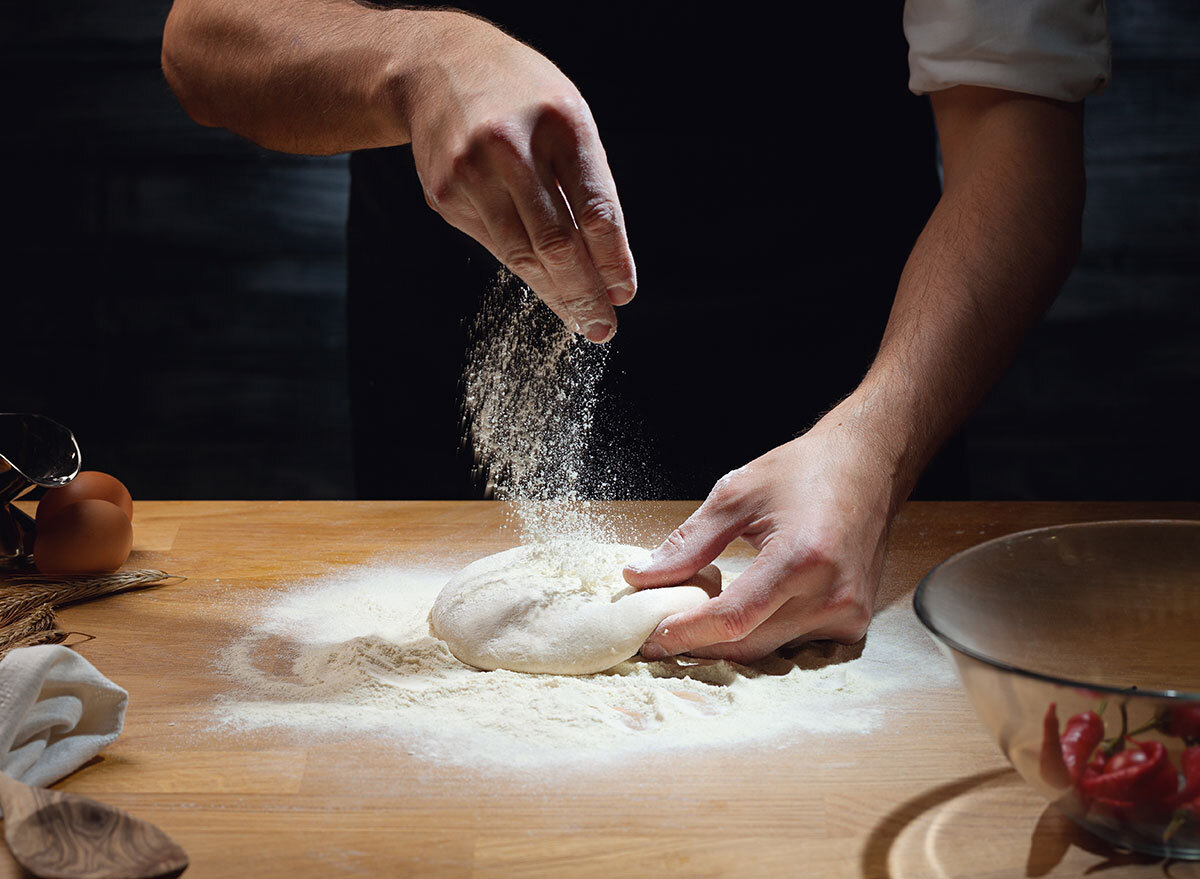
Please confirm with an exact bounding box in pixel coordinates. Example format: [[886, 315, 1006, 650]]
[[451, 121, 525, 180], [426, 176, 458, 208], [447, 149, 482, 186], [475, 120, 524, 156], [710, 601, 754, 642], [499, 248, 543, 279], [839, 609, 872, 643], [559, 293, 606, 323], [663, 526, 690, 553], [575, 197, 622, 237], [532, 226, 579, 267], [707, 467, 747, 512], [536, 94, 589, 129], [824, 587, 872, 641]]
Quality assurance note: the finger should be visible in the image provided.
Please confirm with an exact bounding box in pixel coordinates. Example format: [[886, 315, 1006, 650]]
[[686, 604, 822, 662], [690, 579, 873, 661], [492, 150, 618, 342], [427, 184, 495, 251], [795, 599, 873, 645], [439, 204, 553, 318], [546, 130, 637, 307], [624, 485, 749, 589], [640, 551, 792, 659], [522, 169, 618, 341], [420, 151, 563, 316], [461, 185, 576, 328]]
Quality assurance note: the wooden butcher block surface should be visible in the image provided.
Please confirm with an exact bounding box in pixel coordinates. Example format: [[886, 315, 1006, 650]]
[[2, 500, 1199, 879]]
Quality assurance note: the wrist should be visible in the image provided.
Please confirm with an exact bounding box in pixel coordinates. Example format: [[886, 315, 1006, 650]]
[[811, 391, 927, 513], [378, 9, 476, 143]]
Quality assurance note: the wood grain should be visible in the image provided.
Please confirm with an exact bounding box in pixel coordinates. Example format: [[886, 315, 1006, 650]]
[[1, 501, 1198, 879], [0, 771, 187, 879]]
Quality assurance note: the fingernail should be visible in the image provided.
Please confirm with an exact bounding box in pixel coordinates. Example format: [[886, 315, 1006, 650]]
[[624, 561, 643, 574], [607, 282, 635, 305], [641, 642, 669, 661], [584, 321, 614, 343]]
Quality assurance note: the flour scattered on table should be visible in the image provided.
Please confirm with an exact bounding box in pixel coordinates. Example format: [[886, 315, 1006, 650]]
[[213, 557, 955, 767]]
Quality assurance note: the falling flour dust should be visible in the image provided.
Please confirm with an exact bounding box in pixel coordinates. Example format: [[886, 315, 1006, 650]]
[[213, 273, 957, 767], [459, 270, 633, 544]]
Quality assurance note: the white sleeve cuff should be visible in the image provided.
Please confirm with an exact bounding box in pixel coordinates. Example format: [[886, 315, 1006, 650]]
[[904, 0, 1112, 102]]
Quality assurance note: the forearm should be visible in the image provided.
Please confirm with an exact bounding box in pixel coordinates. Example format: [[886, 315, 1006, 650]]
[[836, 87, 1084, 503], [161, 0, 456, 154], [164, 0, 633, 337]]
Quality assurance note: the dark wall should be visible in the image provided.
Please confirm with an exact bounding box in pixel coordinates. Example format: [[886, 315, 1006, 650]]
[[3, 3, 1198, 500], [5, 3, 353, 500]]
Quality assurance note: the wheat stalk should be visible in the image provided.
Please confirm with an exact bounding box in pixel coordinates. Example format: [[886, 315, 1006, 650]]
[[0, 591, 45, 629], [0, 569, 182, 659], [0, 603, 62, 659], [0, 569, 180, 618], [0, 627, 69, 660]]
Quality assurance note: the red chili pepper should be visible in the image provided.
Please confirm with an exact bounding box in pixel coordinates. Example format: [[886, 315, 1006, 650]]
[[1079, 740, 1181, 821], [1061, 710, 1105, 779], [1040, 703, 1104, 789], [1170, 745, 1200, 808], [1163, 705, 1200, 740]]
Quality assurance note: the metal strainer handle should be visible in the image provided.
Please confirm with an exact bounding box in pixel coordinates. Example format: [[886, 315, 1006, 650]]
[[0, 413, 81, 563]]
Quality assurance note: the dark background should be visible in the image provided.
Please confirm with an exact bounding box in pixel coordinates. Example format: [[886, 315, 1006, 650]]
[[4, 3, 1198, 501]]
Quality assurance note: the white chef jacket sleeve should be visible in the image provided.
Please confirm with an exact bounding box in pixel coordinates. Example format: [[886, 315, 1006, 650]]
[[904, 0, 1111, 102]]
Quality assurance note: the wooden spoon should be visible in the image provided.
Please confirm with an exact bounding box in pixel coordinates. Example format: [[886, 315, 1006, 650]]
[[0, 771, 188, 879]]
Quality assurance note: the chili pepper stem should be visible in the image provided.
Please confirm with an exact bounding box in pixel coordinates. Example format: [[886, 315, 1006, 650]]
[[1124, 719, 1160, 738], [1163, 808, 1191, 844], [1101, 703, 1132, 758]]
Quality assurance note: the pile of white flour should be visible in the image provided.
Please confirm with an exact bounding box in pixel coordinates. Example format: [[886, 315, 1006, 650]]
[[213, 555, 955, 768]]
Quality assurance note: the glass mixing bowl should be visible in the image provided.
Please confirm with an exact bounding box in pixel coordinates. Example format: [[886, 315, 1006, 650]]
[[915, 520, 1200, 859]]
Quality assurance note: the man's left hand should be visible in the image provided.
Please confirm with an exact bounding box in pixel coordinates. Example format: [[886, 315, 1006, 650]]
[[623, 410, 899, 662]]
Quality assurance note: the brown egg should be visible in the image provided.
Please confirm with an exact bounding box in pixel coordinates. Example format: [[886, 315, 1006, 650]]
[[34, 499, 134, 576], [37, 470, 134, 525]]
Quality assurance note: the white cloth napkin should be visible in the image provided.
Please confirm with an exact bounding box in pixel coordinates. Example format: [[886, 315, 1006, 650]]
[[0, 644, 127, 799]]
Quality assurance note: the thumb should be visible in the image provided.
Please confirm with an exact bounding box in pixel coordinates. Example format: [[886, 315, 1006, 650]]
[[640, 549, 791, 660], [623, 492, 747, 589]]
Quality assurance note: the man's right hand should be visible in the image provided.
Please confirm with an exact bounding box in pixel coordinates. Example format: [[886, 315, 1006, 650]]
[[162, 2, 634, 339], [403, 14, 636, 342]]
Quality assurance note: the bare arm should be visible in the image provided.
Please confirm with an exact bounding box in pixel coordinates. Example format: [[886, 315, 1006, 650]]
[[626, 86, 1085, 661], [162, 0, 635, 341], [853, 86, 1084, 497]]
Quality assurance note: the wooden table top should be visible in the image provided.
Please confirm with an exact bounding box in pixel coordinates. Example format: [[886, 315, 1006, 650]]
[[3, 500, 1199, 879]]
